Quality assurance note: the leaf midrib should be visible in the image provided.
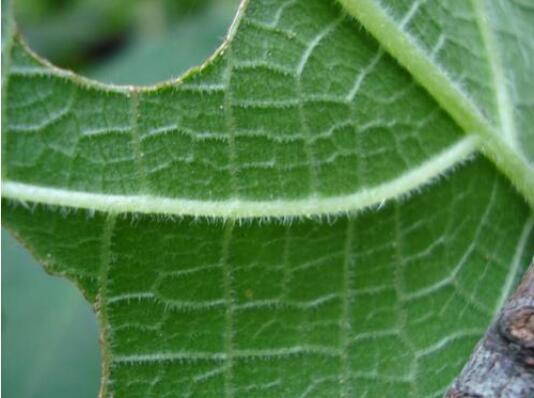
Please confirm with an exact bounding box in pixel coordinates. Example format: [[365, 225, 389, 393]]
[[2, 0, 533, 216], [338, 0, 533, 207], [1, 137, 477, 218]]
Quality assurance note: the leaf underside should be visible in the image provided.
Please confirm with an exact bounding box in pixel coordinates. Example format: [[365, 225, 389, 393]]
[[2, 0, 533, 397]]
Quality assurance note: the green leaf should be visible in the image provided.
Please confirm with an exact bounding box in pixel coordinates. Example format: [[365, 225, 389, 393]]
[[2, 0, 533, 397], [338, 0, 534, 204]]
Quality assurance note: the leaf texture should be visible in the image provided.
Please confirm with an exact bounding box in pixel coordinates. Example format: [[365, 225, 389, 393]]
[[2, 0, 533, 397], [4, 159, 533, 397], [347, 0, 534, 158], [3, 0, 474, 215], [338, 0, 534, 202]]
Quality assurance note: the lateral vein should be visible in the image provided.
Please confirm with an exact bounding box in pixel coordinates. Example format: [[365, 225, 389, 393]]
[[337, 0, 534, 207], [2, 137, 477, 218]]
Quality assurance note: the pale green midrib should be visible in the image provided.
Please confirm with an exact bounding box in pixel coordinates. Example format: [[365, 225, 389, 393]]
[[2, 1, 532, 216], [2, 28, 477, 219], [337, 0, 534, 208], [1, 137, 477, 218]]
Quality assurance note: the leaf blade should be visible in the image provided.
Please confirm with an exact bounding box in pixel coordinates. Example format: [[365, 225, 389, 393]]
[[2, 0, 534, 396], [3, 157, 532, 397], [337, 0, 534, 205], [3, 0, 477, 212]]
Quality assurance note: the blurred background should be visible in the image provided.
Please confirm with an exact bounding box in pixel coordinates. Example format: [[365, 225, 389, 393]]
[[2, 0, 239, 396]]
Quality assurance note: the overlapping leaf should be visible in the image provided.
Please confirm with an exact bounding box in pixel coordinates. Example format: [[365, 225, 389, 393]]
[[2, 0, 533, 397]]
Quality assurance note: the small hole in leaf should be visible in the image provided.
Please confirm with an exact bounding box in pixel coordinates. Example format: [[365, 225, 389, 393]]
[[14, 0, 241, 85]]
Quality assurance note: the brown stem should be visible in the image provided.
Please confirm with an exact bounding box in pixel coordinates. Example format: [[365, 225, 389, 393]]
[[445, 261, 534, 397]]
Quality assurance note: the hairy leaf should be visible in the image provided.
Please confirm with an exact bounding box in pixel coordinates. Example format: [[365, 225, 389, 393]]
[[2, 0, 533, 397]]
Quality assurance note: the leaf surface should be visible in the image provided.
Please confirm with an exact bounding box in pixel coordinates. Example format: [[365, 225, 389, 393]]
[[338, 0, 534, 201], [2, 0, 533, 397]]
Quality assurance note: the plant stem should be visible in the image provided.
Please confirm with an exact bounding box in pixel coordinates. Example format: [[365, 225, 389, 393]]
[[445, 260, 534, 397]]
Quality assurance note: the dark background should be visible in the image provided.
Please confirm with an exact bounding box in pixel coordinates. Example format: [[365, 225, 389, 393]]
[[2, 1, 239, 396]]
